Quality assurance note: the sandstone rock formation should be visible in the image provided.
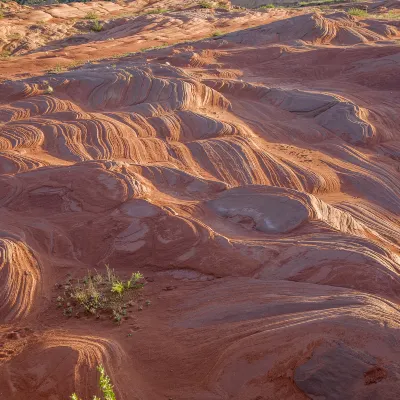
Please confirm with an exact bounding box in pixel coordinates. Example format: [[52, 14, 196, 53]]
[[0, 1, 400, 399]]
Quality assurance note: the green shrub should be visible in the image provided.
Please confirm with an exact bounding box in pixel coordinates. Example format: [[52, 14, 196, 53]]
[[56, 266, 145, 324], [384, 11, 400, 19], [71, 365, 116, 400], [97, 365, 116, 400], [85, 11, 98, 20], [144, 8, 169, 14], [0, 50, 11, 58], [298, 0, 345, 5], [199, 1, 214, 8], [91, 20, 103, 32], [259, 4, 275, 8], [8, 32, 21, 40], [217, 1, 229, 9], [126, 272, 144, 288], [45, 86, 54, 94], [212, 30, 224, 37], [111, 281, 124, 296], [348, 8, 368, 17], [369, 11, 400, 20], [66, 60, 87, 69], [48, 64, 64, 74]]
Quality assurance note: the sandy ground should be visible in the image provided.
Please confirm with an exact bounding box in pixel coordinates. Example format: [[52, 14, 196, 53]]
[[0, 0, 400, 399]]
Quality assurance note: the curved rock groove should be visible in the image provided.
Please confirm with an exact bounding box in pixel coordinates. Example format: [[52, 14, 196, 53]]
[[0, 234, 41, 322]]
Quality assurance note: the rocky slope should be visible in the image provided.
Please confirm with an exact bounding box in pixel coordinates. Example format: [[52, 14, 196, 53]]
[[0, 1, 400, 399]]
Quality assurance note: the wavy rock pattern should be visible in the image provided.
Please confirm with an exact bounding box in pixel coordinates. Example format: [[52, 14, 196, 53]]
[[0, 330, 131, 399], [1, 3, 400, 400], [172, 279, 400, 399], [0, 234, 40, 322]]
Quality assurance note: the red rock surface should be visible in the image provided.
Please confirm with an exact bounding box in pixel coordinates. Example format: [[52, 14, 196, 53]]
[[0, 1, 400, 399]]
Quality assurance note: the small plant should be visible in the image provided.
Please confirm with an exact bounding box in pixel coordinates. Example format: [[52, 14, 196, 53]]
[[8, 32, 21, 40], [298, 0, 344, 6], [144, 8, 169, 14], [112, 310, 122, 324], [111, 281, 124, 296], [369, 11, 400, 20], [148, 43, 169, 50], [74, 275, 101, 313], [48, 64, 64, 74], [114, 51, 134, 58], [348, 8, 368, 17], [126, 272, 144, 289], [106, 264, 116, 283], [56, 267, 145, 324], [383, 11, 400, 19], [84, 11, 98, 20], [57, 296, 64, 308], [44, 85, 54, 94], [0, 10, 4, 19], [259, 4, 275, 8], [199, 1, 214, 8], [97, 365, 116, 400], [71, 364, 116, 400], [217, 1, 229, 9], [63, 306, 73, 316], [0, 50, 11, 59], [212, 30, 224, 37], [91, 20, 103, 32]]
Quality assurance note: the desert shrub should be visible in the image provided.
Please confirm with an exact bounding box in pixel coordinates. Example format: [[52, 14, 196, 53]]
[[199, 1, 214, 8], [144, 8, 169, 14], [370, 11, 400, 20], [298, 0, 345, 5], [217, 1, 229, 9], [67, 60, 87, 69], [212, 30, 224, 37], [56, 266, 145, 324], [45, 86, 54, 94], [91, 20, 103, 32], [84, 11, 98, 20], [127, 272, 143, 288], [8, 33, 21, 40], [0, 50, 11, 58], [111, 281, 125, 296], [348, 8, 368, 17], [384, 11, 400, 19], [48, 64, 64, 74], [259, 4, 275, 8], [71, 365, 116, 400]]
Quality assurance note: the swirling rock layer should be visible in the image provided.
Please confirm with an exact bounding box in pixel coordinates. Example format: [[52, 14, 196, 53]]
[[1, 1, 400, 399]]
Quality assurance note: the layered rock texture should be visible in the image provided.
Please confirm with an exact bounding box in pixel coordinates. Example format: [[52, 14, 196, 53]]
[[1, 0, 400, 399]]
